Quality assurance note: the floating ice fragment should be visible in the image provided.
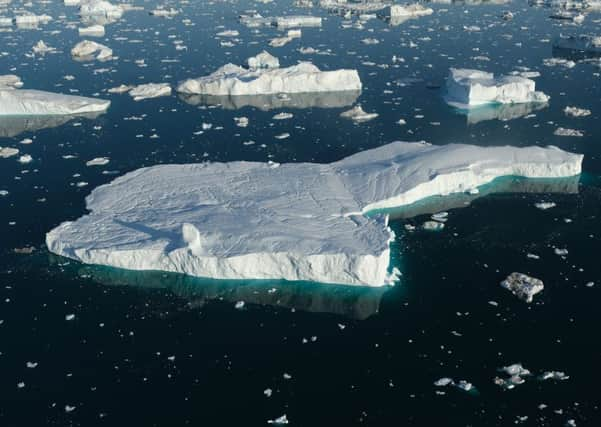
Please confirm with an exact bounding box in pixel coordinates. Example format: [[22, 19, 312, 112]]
[[46, 143, 583, 286], [78, 25, 105, 37], [177, 56, 361, 96], [150, 8, 179, 17], [445, 68, 549, 108], [535, 202, 556, 210], [247, 51, 280, 69], [340, 105, 378, 122], [18, 154, 32, 164], [267, 414, 289, 425], [500, 273, 544, 303], [434, 377, 454, 386], [422, 221, 444, 231], [0, 147, 19, 158], [564, 106, 591, 117], [234, 117, 249, 127], [383, 4, 433, 18], [86, 157, 110, 166], [272, 112, 293, 120], [71, 40, 112, 61], [128, 83, 172, 101], [554, 127, 584, 137], [32, 40, 56, 55], [65, 314, 75, 320]]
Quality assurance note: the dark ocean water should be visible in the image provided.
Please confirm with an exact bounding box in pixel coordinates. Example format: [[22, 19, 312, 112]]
[[0, 0, 600, 425]]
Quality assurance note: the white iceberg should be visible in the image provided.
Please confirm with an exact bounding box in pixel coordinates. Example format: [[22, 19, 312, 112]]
[[80, 0, 123, 17], [150, 8, 179, 17], [247, 51, 280, 69], [500, 272, 544, 303], [128, 83, 171, 101], [0, 75, 110, 115], [177, 57, 361, 96], [46, 142, 582, 287], [14, 13, 52, 26], [71, 40, 113, 61], [239, 13, 321, 28], [340, 105, 379, 122], [445, 68, 550, 108]]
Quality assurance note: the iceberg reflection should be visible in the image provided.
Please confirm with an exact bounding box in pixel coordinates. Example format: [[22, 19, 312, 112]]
[[73, 265, 387, 320], [453, 102, 548, 125], [0, 112, 105, 138], [178, 90, 361, 111]]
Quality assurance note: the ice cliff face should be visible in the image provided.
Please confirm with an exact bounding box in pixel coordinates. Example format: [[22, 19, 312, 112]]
[[0, 75, 110, 115], [445, 68, 550, 108], [47, 142, 583, 286]]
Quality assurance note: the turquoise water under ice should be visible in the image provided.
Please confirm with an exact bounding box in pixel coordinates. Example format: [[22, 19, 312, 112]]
[[0, 1, 600, 425]]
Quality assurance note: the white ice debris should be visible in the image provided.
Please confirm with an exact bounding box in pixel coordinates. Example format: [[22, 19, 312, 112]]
[[0, 147, 19, 158], [177, 56, 361, 96], [543, 58, 576, 68], [554, 127, 584, 137], [32, 40, 56, 55], [247, 51, 280, 69], [46, 142, 582, 287], [86, 157, 110, 166], [564, 106, 591, 117], [79, 0, 123, 18], [500, 272, 544, 303], [15, 13, 52, 26], [494, 363, 532, 390], [340, 105, 378, 122], [267, 414, 289, 425], [128, 83, 172, 101], [240, 14, 321, 28], [150, 8, 179, 17], [535, 202, 556, 210], [539, 371, 569, 381], [0, 75, 110, 116], [445, 68, 549, 108], [78, 25, 105, 37], [383, 4, 433, 18], [71, 40, 113, 61]]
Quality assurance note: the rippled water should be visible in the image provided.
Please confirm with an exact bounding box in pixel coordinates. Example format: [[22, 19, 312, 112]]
[[1, 0, 600, 425]]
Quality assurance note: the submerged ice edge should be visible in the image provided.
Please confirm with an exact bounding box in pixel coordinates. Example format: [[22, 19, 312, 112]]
[[45, 142, 583, 287]]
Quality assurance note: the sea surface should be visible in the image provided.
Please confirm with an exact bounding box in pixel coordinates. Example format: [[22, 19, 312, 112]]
[[0, 0, 600, 425]]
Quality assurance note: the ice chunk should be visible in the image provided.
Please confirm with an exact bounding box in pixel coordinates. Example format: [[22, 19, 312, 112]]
[[128, 83, 172, 101], [445, 68, 550, 108], [0, 147, 19, 158], [46, 142, 582, 286], [78, 24, 105, 37], [177, 57, 361, 96], [71, 40, 113, 61], [564, 106, 591, 117], [554, 127, 584, 137], [150, 8, 179, 17], [0, 77, 110, 116], [383, 4, 433, 18], [15, 14, 52, 26], [79, 0, 123, 18], [0, 75, 23, 89], [275, 16, 321, 28], [340, 105, 378, 122], [500, 272, 544, 303], [247, 51, 280, 69]]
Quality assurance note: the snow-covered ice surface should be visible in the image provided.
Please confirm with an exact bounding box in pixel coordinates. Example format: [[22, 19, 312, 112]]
[[47, 142, 582, 286], [177, 57, 361, 96]]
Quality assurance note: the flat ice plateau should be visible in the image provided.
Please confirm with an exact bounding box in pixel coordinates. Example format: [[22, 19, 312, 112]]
[[47, 142, 582, 286], [0, 75, 110, 115], [445, 68, 550, 108], [177, 55, 361, 96]]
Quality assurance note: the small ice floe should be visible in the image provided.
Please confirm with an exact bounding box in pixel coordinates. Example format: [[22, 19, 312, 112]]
[[554, 248, 568, 256], [71, 40, 112, 61], [564, 106, 591, 117], [234, 301, 245, 309], [128, 83, 172, 101], [86, 157, 110, 166], [494, 363, 532, 390], [64, 405, 76, 413], [502, 11, 514, 20], [422, 221, 444, 231], [26, 362, 38, 368], [340, 105, 378, 122], [234, 117, 249, 127], [539, 371, 569, 381], [445, 68, 549, 108], [65, 314, 75, 321], [18, 154, 32, 164], [79, 25, 105, 37], [32, 40, 56, 55], [108, 84, 134, 94], [150, 8, 179, 17], [543, 58, 576, 68], [79, 0, 124, 19], [269, 30, 301, 48], [434, 377, 476, 393], [15, 13, 52, 27], [0, 75, 23, 89], [263, 388, 272, 397], [500, 272, 544, 303], [0, 147, 19, 158], [267, 414, 288, 425], [535, 202, 556, 210], [274, 133, 290, 139], [554, 127, 584, 137], [216, 30, 239, 37], [273, 112, 293, 120], [382, 4, 433, 18]]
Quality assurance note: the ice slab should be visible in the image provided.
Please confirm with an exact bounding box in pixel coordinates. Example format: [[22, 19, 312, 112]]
[[47, 142, 582, 287], [247, 51, 280, 69], [239, 13, 321, 28], [71, 40, 113, 61], [445, 68, 550, 108], [128, 83, 171, 101], [501, 272, 544, 303], [383, 4, 433, 17], [177, 58, 361, 96], [0, 76, 110, 116]]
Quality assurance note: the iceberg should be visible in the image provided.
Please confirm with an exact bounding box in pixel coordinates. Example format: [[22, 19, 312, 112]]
[[71, 40, 113, 61], [239, 13, 321, 28], [79, 0, 123, 17], [78, 24, 105, 36], [0, 75, 110, 116], [383, 4, 433, 18], [14, 13, 52, 26], [340, 105, 379, 122], [128, 83, 172, 101], [247, 51, 280, 69], [500, 272, 544, 303], [46, 142, 582, 287], [445, 68, 550, 108], [177, 56, 362, 96]]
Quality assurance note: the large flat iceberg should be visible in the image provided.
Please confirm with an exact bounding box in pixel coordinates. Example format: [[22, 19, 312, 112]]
[[0, 75, 110, 116], [177, 58, 362, 96], [445, 68, 550, 108], [47, 142, 582, 286]]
